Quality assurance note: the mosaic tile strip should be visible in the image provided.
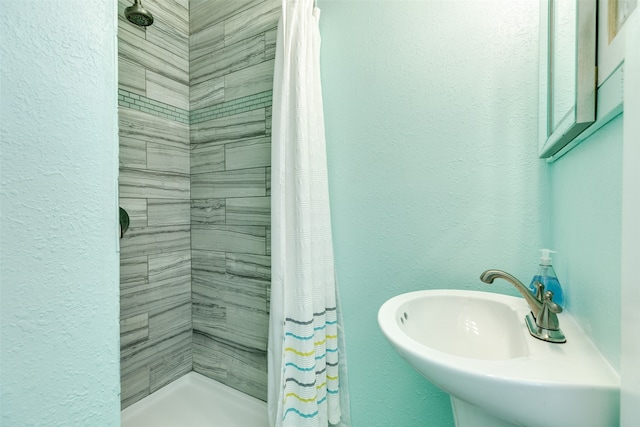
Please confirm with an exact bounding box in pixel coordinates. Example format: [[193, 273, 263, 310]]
[[190, 91, 273, 125], [118, 89, 273, 126], [119, 89, 190, 125]]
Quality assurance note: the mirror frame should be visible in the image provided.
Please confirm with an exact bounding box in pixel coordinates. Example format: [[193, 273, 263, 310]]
[[539, 0, 597, 159]]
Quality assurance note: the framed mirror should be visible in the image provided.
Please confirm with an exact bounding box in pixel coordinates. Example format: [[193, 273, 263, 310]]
[[539, 0, 597, 158]]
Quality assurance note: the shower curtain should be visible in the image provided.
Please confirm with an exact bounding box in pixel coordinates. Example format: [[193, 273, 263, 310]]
[[268, 1, 351, 426]]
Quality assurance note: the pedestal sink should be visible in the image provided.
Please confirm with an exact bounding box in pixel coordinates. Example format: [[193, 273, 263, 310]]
[[378, 290, 620, 427]]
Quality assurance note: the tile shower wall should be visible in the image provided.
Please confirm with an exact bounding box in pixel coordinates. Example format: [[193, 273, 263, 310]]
[[117, 0, 192, 409], [189, 0, 279, 401]]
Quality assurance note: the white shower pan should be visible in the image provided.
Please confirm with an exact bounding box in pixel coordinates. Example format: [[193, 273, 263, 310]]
[[121, 371, 268, 427]]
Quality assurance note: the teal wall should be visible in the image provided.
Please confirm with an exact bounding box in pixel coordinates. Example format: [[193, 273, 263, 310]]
[[0, 1, 120, 426], [319, 1, 545, 425], [548, 115, 623, 371]]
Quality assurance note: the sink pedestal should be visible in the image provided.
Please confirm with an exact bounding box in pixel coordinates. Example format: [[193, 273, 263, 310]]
[[451, 397, 517, 427]]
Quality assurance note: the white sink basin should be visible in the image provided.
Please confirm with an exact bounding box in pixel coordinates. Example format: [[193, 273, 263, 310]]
[[378, 290, 620, 427]]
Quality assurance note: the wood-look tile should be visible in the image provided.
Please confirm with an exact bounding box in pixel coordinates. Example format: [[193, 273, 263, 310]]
[[192, 331, 267, 401], [225, 136, 271, 171], [192, 331, 227, 381], [120, 108, 189, 148], [117, 0, 280, 405], [191, 141, 225, 175], [191, 199, 226, 225], [224, 0, 280, 47], [118, 32, 188, 85], [224, 60, 275, 102], [146, 0, 189, 35], [265, 166, 271, 196], [265, 28, 277, 61], [118, 16, 146, 43], [120, 277, 191, 319], [191, 33, 265, 86], [173, 0, 188, 13], [121, 324, 191, 369], [146, 70, 189, 111], [191, 168, 266, 199], [191, 249, 226, 279], [148, 199, 190, 226], [118, 0, 195, 408], [226, 253, 271, 281], [190, 20, 224, 62], [119, 58, 146, 95], [119, 198, 148, 229], [190, 0, 256, 34], [120, 367, 150, 409], [149, 334, 192, 393], [121, 296, 191, 408], [190, 76, 225, 111], [120, 255, 148, 291], [191, 250, 269, 399], [191, 109, 266, 146], [148, 251, 191, 289], [224, 350, 267, 401], [147, 141, 190, 174], [192, 252, 269, 306], [266, 226, 271, 256], [226, 197, 270, 226], [148, 300, 192, 340], [121, 329, 191, 398], [145, 20, 188, 62], [192, 284, 267, 347], [193, 299, 268, 352], [119, 168, 190, 199], [191, 225, 266, 255], [119, 136, 147, 169], [121, 312, 149, 349], [119, 224, 191, 259], [146, 23, 188, 62]]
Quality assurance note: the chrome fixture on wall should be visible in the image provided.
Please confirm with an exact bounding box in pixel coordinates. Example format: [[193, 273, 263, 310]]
[[125, 0, 154, 27], [119, 207, 130, 239]]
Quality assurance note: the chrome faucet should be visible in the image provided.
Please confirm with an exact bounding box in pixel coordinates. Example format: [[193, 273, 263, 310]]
[[480, 269, 566, 343]]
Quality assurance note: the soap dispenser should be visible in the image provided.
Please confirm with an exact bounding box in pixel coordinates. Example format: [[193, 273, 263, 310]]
[[528, 249, 564, 307]]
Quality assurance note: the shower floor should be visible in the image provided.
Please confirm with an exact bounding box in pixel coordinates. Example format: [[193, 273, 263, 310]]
[[121, 372, 269, 427]]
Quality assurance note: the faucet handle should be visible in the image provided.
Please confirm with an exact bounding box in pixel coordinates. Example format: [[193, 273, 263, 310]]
[[532, 281, 545, 301], [543, 291, 562, 313], [536, 291, 562, 331]]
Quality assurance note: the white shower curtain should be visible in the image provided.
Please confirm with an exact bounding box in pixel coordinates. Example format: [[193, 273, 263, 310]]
[[268, 1, 351, 426]]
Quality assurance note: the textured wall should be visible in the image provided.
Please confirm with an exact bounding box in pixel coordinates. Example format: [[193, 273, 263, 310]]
[[549, 116, 623, 371], [0, 1, 120, 426], [621, 13, 640, 423], [117, 0, 192, 409], [189, 0, 279, 401], [319, 1, 544, 425]]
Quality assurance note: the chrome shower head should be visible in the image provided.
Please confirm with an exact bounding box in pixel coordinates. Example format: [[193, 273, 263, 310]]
[[125, 0, 154, 27]]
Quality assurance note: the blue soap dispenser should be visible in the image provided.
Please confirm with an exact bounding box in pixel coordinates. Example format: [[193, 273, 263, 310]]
[[528, 249, 564, 307]]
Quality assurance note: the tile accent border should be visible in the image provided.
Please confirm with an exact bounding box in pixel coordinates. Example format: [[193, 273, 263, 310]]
[[191, 91, 273, 124], [119, 89, 273, 126], [119, 89, 190, 124]]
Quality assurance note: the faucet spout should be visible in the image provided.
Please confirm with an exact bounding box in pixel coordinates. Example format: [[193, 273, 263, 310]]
[[480, 269, 542, 319]]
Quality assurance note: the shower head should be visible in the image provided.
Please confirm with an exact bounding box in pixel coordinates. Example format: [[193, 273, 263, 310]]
[[125, 0, 154, 27]]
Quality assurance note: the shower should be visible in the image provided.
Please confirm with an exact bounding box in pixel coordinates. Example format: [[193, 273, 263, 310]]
[[116, 0, 353, 426], [124, 0, 153, 27]]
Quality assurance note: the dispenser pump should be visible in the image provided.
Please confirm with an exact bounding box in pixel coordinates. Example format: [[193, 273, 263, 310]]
[[529, 249, 564, 307], [539, 249, 555, 266]]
